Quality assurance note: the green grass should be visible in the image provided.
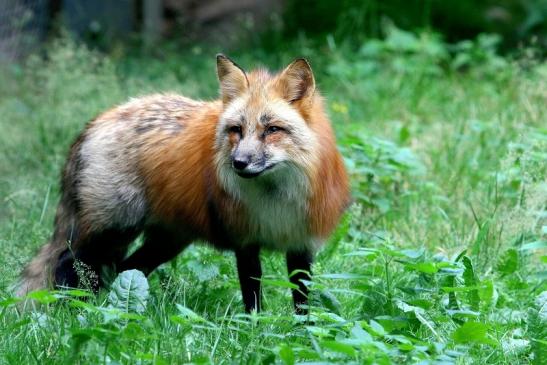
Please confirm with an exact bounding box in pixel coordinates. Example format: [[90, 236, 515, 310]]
[[0, 32, 545, 364]]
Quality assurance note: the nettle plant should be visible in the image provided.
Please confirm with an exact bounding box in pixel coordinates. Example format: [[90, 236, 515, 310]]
[[4, 203, 543, 364], [327, 23, 510, 83], [301, 204, 545, 364], [340, 133, 425, 213]]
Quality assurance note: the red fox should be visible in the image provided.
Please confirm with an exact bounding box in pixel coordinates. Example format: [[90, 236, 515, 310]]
[[17, 55, 350, 313]]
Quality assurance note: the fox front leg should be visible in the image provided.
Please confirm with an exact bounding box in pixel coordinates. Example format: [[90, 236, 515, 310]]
[[286, 250, 313, 314], [235, 246, 262, 313]]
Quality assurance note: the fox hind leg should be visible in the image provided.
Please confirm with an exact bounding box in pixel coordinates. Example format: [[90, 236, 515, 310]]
[[15, 196, 80, 297], [118, 225, 191, 275], [54, 227, 142, 291]]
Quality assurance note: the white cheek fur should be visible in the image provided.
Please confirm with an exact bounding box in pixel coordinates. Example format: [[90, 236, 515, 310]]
[[215, 97, 320, 174], [214, 97, 247, 147]]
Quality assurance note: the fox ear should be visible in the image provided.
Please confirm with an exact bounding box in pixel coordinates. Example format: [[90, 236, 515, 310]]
[[277, 58, 315, 103], [216, 54, 249, 104]]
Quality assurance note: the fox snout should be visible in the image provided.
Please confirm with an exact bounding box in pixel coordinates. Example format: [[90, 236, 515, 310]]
[[232, 156, 250, 171], [231, 140, 273, 178]]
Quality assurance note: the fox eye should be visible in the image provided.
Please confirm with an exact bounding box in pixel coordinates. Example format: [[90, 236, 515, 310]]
[[265, 126, 284, 135], [228, 125, 242, 134]]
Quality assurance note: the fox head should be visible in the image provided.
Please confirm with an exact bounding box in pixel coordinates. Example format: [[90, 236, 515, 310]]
[[214, 54, 321, 194]]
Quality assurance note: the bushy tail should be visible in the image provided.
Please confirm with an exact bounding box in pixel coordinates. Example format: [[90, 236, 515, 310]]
[[14, 242, 64, 298], [15, 135, 84, 299]]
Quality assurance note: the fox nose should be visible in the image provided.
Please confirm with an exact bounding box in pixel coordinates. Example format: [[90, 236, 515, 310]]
[[232, 157, 249, 171]]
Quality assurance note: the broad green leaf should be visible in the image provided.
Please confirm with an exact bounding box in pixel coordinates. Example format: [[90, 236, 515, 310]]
[[317, 290, 342, 315], [316, 273, 367, 280], [134, 352, 169, 365], [436, 261, 462, 270], [455, 250, 468, 263], [441, 285, 482, 292], [443, 275, 459, 310], [496, 249, 518, 274], [478, 279, 496, 309], [344, 250, 379, 259], [26, 289, 59, 304], [261, 279, 298, 289], [175, 304, 207, 322], [108, 269, 149, 313], [462, 256, 480, 310], [404, 262, 438, 274], [375, 315, 409, 331], [396, 300, 438, 337], [60, 289, 93, 298], [69, 299, 101, 312], [121, 322, 152, 340], [368, 320, 386, 336], [0, 297, 21, 307], [396, 300, 425, 314], [278, 344, 295, 365], [446, 309, 481, 318], [400, 248, 425, 259], [314, 311, 346, 324], [306, 326, 330, 338], [408, 299, 433, 309], [70, 326, 120, 342], [452, 322, 496, 346], [385, 334, 413, 344], [321, 340, 356, 357], [350, 322, 373, 344], [187, 260, 220, 282]]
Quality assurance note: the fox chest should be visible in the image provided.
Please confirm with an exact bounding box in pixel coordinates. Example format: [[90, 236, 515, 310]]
[[216, 167, 320, 252], [239, 196, 311, 251]]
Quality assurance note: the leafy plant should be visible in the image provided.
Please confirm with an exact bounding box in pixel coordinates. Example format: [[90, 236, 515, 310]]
[[107, 269, 150, 314], [341, 133, 425, 213]]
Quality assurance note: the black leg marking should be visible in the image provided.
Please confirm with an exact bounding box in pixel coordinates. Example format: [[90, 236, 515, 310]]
[[286, 250, 313, 314], [54, 249, 79, 289], [119, 226, 189, 275], [54, 227, 141, 290], [235, 246, 262, 313]]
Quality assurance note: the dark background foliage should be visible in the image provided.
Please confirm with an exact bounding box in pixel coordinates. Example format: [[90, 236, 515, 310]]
[[1, 0, 546, 62], [283, 0, 546, 48]]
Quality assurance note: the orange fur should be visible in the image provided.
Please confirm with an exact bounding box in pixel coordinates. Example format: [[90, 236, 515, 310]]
[[141, 101, 224, 237]]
